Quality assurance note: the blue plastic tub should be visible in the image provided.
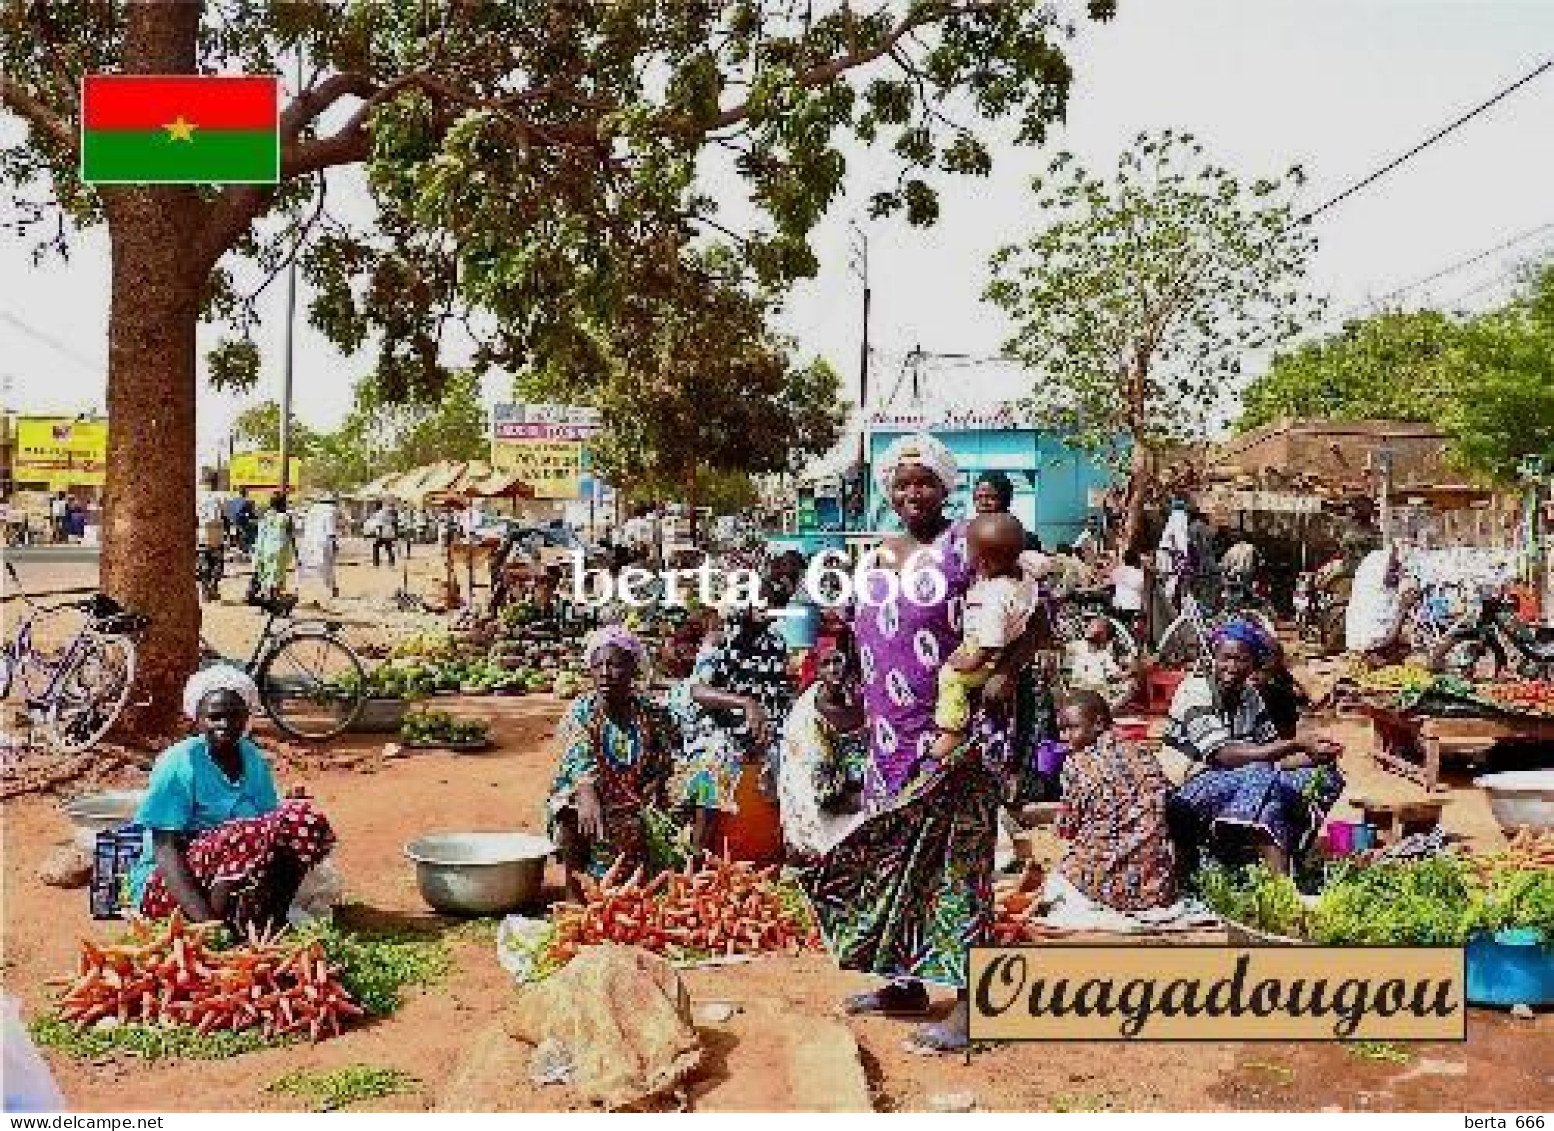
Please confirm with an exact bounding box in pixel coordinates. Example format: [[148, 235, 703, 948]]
[[1464, 929, 1554, 1007]]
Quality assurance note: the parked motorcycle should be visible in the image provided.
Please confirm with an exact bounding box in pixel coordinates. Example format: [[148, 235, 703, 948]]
[[1429, 586, 1554, 680]]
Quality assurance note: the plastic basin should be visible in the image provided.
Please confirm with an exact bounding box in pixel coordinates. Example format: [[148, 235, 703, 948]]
[[1465, 929, 1553, 1007], [1472, 770, 1554, 832]]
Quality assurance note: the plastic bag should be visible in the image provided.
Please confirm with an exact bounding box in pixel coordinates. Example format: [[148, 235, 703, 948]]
[[496, 915, 557, 984], [3, 993, 66, 1113], [287, 856, 343, 928]]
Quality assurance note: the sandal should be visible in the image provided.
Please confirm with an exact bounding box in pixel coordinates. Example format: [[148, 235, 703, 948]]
[[903, 1021, 970, 1056], [842, 983, 931, 1018]]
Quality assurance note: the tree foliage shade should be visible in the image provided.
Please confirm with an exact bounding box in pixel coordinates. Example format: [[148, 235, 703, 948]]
[[1239, 261, 1554, 484], [4, 0, 1115, 402]]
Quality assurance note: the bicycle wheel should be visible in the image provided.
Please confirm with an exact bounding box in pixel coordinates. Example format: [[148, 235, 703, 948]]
[[43, 633, 137, 754], [257, 630, 365, 741]]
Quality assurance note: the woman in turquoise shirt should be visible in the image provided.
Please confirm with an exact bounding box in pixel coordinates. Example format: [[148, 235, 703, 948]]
[[132, 667, 335, 930]]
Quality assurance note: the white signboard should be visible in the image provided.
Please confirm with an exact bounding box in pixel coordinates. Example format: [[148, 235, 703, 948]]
[[865, 402, 1023, 432], [491, 402, 603, 441], [1202, 488, 1323, 515]]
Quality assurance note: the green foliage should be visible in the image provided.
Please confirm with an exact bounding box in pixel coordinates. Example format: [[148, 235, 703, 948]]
[[268, 1065, 422, 1111], [1, 0, 1114, 408], [292, 921, 452, 1016], [1239, 309, 1459, 428], [1194, 864, 1305, 938], [400, 708, 490, 745], [986, 130, 1321, 467], [1343, 1041, 1411, 1065], [232, 400, 321, 457], [1240, 261, 1554, 484], [29, 1014, 280, 1062]]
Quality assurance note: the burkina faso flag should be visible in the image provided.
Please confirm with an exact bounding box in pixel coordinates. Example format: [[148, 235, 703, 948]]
[[80, 75, 279, 184]]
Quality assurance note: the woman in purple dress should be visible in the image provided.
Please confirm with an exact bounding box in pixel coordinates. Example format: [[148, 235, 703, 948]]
[[801, 433, 1046, 1054]]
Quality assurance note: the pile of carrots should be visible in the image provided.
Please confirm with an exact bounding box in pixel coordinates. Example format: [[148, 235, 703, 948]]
[[549, 850, 817, 965], [53, 912, 362, 1042], [989, 886, 1072, 945], [1471, 828, 1554, 880]]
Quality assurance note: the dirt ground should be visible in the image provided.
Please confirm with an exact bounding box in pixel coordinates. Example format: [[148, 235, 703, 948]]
[[2, 547, 1549, 1112]]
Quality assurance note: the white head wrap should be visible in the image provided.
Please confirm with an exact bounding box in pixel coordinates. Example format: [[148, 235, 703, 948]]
[[183, 664, 261, 722], [874, 432, 959, 497]]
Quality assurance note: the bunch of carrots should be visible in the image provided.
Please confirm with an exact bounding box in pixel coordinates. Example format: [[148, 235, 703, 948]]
[[549, 849, 817, 965], [1471, 828, 1554, 880], [53, 912, 362, 1043], [989, 886, 1071, 945]]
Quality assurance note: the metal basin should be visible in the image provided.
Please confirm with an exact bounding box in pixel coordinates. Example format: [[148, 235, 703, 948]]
[[403, 831, 554, 916], [61, 790, 146, 848], [1474, 771, 1554, 832]]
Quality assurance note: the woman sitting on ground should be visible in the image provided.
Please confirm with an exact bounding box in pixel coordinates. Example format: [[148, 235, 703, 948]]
[[1164, 621, 1345, 876], [777, 637, 870, 863], [1050, 691, 1177, 914], [547, 626, 680, 901], [132, 667, 335, 931], [668, 568, 798, 854]]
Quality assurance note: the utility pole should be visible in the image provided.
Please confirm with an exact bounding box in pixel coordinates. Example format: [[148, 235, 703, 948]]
[[848, 221, 871, 466], [277, 48, 303, 500]]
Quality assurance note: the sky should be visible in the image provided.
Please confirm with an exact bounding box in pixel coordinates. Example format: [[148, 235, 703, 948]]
[[2, 0, 1553, 469]]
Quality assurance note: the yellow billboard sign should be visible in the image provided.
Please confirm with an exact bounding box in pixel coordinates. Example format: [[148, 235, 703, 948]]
[[230, 451, 302, 494], [491, 439, 583, 500], [14, 417, 109, 489]]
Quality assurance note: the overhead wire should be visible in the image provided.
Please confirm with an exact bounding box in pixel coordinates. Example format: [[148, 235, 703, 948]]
[[1297, 56, 1554, 224]]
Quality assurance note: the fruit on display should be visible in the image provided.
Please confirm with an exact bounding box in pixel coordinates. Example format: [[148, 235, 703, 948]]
[[1476, 679, 1554, 718], [399, 709, 490, 747]]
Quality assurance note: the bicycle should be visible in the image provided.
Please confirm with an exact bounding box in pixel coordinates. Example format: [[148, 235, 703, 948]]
[[1154, 581, 1276, 669], [1050, 589, 1140, 663], [1, 560, 149, 754], [198, 593, 367, 741]]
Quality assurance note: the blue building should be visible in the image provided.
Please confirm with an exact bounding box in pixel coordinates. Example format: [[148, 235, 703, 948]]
[[864, 406, 1116, 547]]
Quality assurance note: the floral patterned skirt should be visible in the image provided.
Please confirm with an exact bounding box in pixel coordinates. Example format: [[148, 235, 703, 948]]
[[139, 800, 335, 925], [799, 753, 1000, 989]]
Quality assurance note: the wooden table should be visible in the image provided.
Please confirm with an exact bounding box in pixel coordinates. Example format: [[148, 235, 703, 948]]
[[1361, 704, 1554, 793]]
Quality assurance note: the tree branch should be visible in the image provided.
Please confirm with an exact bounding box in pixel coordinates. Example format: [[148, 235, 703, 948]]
[[0, 75, 76, 154], [701, 0, 988, 132]]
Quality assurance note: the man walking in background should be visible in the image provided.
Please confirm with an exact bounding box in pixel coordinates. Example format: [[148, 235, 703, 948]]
[[367, 500, 398, 568]]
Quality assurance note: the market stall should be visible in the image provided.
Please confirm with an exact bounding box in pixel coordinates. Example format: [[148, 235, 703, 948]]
[[1350, 665, 1554, 792]]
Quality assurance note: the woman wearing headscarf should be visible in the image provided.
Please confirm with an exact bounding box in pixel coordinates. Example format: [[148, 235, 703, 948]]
[[801, 433, 1049, 1054], [1163, 620, 1344, 875], [668, 562, 799, 853], [547, 626, 682, 900], [131, 666, 335, 930]]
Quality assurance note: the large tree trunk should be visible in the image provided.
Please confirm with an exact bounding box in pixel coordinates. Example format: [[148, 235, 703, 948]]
[[99, 1, 204, 740], [1120, 440, 1151, 556]]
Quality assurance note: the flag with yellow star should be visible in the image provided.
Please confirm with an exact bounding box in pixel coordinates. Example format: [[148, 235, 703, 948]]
[[80, 75, 279, 184]]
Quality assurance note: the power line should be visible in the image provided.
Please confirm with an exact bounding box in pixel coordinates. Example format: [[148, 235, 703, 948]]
[[1299, 56, 1554, 224], [1302, 219, 1554, 335], [0, 309, 103, 374]]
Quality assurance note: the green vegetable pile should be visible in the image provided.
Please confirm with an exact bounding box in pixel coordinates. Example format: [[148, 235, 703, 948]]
[[400, 708, 491, 747], [1197, 857, 1554, 946], [30, 1015, 278, 1062], [1309, 857, 1553, 946], [268, 1065, 422, 1111], [293, 921, 453, 1016], [1196, 865, 1305, 938]]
